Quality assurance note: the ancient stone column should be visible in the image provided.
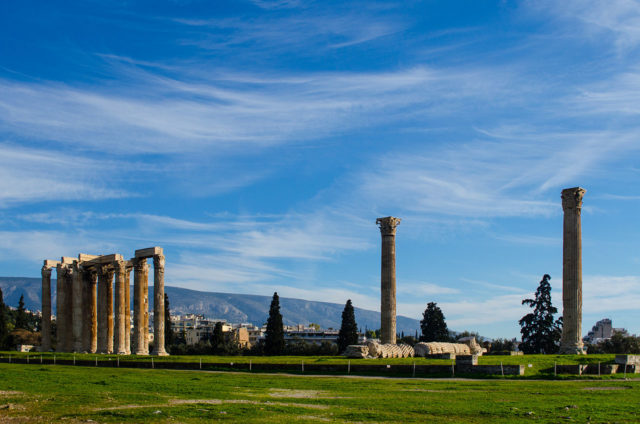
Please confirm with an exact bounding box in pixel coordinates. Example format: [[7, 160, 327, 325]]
[[114, 260, 127, 355], [152, 254, 168, 356], [560, 187, 586, 354], [71, 262, 84, 352], [97, 265, 115, 354], [83, 269, 98, 353], [41, 265, 53, 352], [376, 216, 401, 345], [63, 267, 74, 352], [124, 264, 132, 354], [133, 258, 149, 355], [55, 264, 66, 351]]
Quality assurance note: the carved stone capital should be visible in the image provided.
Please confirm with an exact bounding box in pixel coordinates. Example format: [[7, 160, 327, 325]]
[[376, 216, 401, 235], [41, 266, 52, 278], [133, 257, 148, 271], [153, 254, 165, 269], [114, 260, 127, 274], [561, 187, 586, 211]]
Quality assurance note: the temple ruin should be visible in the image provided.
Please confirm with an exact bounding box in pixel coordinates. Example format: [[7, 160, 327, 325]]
[[376, 216, 401, 345], [40, 247, 168, 355]]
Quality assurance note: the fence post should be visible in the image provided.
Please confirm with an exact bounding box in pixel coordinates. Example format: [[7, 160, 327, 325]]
[[95, 357, 98, 367], [624, 364, 627, 379], [152, 358, 154, 369], [117, 357, 120, 368], [199, 358, 202, 369], [412, 362, 416, 378], [451, 360, 454, 377], [348, 360, 351, 375], [598, 362, 601, 377], [554, 362, 557, 377], [500, 362, 504, 377], [73, 354, 76, 366], [40, 355, 43, 364], [249, 360, 252, 372], [301, 361, 304, 373], [8, 355, 11, 363]]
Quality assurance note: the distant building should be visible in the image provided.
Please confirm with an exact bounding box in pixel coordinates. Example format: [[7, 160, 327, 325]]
[[584, 318, 628, 344]]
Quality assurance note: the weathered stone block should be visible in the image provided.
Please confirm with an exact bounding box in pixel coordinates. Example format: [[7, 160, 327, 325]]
[[456, 355, 479, 366], [615, 355, 640, 366], [135, 247, 163, 258], [344, 345, 369, 358]]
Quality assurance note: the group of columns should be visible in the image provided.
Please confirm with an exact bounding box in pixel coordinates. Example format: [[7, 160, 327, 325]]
[[40, 247, 168, 356], [376, 187, 587, 353]]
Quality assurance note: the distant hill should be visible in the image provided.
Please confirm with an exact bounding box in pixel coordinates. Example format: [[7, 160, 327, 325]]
[[0, 277, 420, 334]]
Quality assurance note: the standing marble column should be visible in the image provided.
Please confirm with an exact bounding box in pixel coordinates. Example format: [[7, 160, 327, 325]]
[[83, 269, 97, 353], [55, 264, 66, 351], [41, 264, 53, 352], [152, 254, 168, 355], [133, 258, 149, 355], [560, 187, 586, 354], [71, 262, 84, 352], [97, 265, 115, 354], [63, 268, 74, 352], [124, 264, 132, 354], [114, 260, 127, 354], [376, 216, 401, 345]]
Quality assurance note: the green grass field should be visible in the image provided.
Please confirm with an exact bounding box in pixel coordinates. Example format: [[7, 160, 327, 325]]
[[0, 363, 639, 423], [1, 351, 637, 379]]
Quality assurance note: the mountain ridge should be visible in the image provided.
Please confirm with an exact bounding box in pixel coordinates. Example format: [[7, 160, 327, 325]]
[[0, 277, 420, 334]]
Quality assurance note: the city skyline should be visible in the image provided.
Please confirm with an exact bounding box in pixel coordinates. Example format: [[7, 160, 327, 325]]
[[1, 1, 639, 338]]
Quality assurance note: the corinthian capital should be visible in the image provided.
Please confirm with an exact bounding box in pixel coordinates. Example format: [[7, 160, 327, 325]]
[[153, 254, 165, 269], [561, 187, 586, 211], [41, 266, 52, 278], [376, 216, 401, 235]]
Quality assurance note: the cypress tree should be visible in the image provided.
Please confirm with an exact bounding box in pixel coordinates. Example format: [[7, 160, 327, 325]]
[[337, 299, 358, 352], [264, 292, 284, 355], [211, 321, 225, 353], [164, 293, 173, 348], [0, 288, 7, 349], [519, 274, 562, 354], [15, 294, 28, 330], [420, 302, 449, 342]]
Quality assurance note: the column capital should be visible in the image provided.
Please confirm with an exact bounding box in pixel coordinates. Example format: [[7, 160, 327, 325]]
[[41, 266, 52, 278], [561, 187, 586, 211], [153, 254, 165, 269], [114, 259, 127, 273], [133, 257, 148, 271], [376, 216, 401, 236]]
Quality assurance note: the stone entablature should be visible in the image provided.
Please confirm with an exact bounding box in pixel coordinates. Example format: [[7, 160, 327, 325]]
[[40, 247, 168, 356]]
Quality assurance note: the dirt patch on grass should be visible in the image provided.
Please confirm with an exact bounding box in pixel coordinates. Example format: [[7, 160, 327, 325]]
[[94, 399, 329, 411], [582, 386, 632, 391], [269, 389, 327, 398], [0, 391, 23, 396]]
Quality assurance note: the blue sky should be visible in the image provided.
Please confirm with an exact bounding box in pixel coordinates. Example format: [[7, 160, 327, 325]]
[[1, 0, 639, 338]]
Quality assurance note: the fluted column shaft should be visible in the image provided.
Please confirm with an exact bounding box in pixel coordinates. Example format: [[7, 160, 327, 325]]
[[41, 266, 52, 352], [133, 258, 149, 355], [97, 266, 115, 353], [114, 261, 127, 354], [55, 265, 66, 351], [86, 269, 98, 353], [152, 254, 168, 355], [377, 217, 401, 345], [124, 265, 132, 354], [63, 268, 74, 352], [560, 187, 586, 354], [71, 263, 84, 352]]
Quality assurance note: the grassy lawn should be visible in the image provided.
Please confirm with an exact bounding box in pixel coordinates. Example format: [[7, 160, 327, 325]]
[[1, 351, 635, 379], [0, 363, 638, 423]]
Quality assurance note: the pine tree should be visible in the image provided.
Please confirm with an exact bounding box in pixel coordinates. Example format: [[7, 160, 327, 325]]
[[264, 292, 285, 355], [15, 294, 28, 330], [0, 288, 7, 349], [420, 302, 449, 342], [337, 299, 358, 352], [519, 274, 562, 354], [164, 293, 174, 348]]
